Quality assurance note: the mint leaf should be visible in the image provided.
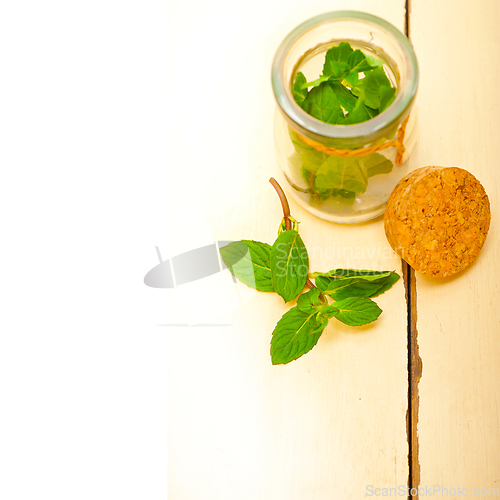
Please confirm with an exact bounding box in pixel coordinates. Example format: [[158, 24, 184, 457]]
[[316, 276, 386, 297], [270, 230, 309, 302], [270, 306, 327, 365], [324, 61, 350, 80], [351, 78, 365, 98], [365, 54, 384, 69], [292, 72, 308, 108], [292, 42, 394, 126], [344, 72, 359, 88], [315, 187, 356, 203], [329, 81, 357, 113], [344, 97, 373, 125], [343, 49, 383, 88], [367, 272, 400, 297], [327, 296, 382, 326], [294, 41, 394, 126], [365, 105, 379, 119], [302, 83, 343, 124], [219, 240, 274, 292], [319, 304, 339, 319], [315, 156, 368, 194], [315, 268, 392, 280], [316, 272, 400, 301], [347, 49, 378, 75], [364, 153, 393, 177], [289, 129, 327, 173], [323, 42, 353, 79], [310, 312, 329, 334], [380, 85, 396, 112], [311, 152, 393, 197], [358, 67, 392, 110], [302, 75, 331, 89], [297, 287, 324, 314], [327, 42, 353, 62]]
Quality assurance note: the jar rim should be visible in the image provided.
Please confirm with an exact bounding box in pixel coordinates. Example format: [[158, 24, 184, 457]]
[[271, 10, 419, 140]]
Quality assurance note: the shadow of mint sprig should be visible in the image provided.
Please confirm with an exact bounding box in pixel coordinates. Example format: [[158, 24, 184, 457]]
[[219, 178, 400, 365]]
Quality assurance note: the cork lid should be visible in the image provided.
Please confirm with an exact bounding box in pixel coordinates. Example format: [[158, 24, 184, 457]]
[[384, 166, 491, 277]]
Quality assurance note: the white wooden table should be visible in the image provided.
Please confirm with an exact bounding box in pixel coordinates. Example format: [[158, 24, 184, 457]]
[[1, 1, 498, 499], [166, 0, 500, 498]]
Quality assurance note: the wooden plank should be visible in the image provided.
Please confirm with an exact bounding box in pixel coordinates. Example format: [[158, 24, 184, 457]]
[[411, 0, 500, 494], [165, 1, 411, 498]]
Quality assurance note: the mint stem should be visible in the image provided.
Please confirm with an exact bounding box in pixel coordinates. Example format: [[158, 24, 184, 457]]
[[269, 178, 319, 294], [306, 278, 317, 290], [269, 177, 292, 230]]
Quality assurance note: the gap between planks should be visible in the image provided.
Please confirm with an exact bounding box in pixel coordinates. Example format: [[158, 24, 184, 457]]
[[403, 262, 422, 497], [403, 1, 422, 497]]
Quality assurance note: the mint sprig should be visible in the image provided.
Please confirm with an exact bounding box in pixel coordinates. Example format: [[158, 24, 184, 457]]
[[294, 41, 395, 125], [289, 41, 397, 205], [219, 178, 400, 365]]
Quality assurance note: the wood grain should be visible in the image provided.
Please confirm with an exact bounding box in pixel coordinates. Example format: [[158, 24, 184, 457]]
[[411, 0, 500, 493]]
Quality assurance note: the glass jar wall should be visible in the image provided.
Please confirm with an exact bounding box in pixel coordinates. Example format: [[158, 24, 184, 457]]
[[271, 11, 419, 223]]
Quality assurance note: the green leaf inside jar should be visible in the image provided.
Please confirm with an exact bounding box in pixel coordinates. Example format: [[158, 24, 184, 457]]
[[289, 41, 398, 205]]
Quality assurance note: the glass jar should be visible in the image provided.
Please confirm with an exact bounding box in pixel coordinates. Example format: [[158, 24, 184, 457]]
[[271, 11, 419, 223]]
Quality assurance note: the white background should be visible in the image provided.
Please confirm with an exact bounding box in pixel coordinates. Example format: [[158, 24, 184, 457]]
[[0, 1, 408, 498], [1, 0, 406, 498], [1, 1, 173, 498]]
